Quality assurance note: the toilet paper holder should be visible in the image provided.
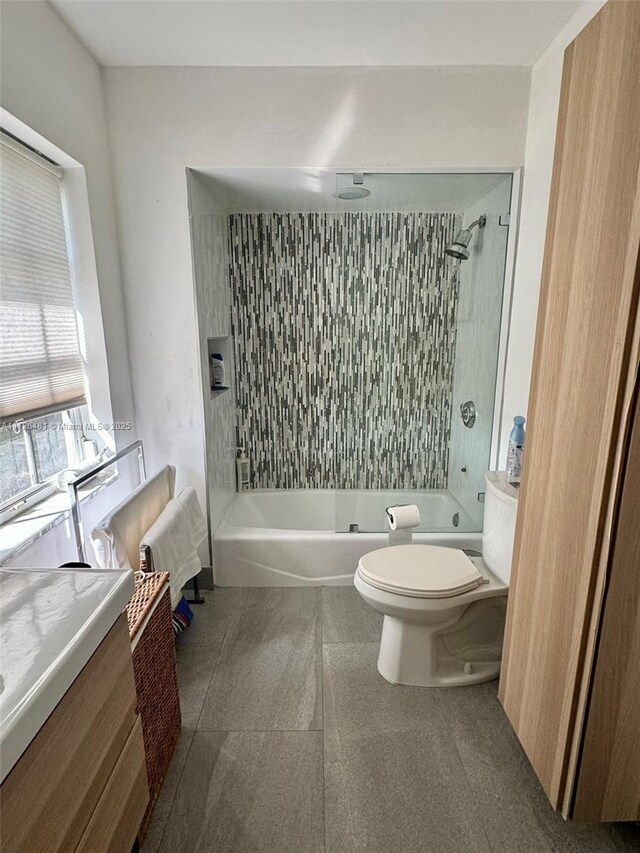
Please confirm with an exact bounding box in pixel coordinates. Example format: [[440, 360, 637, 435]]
[[386, 504, 421, 546], [385, 504, 421, 529]]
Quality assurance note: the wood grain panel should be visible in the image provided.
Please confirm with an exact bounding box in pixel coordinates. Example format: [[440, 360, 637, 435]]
[[76, 716, 148, 853], [0, 615, 138, 853], [572, 381, 640, 821], [499, 0, 640, 812]]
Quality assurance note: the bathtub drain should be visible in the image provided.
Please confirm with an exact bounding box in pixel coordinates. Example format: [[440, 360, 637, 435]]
[[349, 523, 359, 534], [452, 513, 460, 528]]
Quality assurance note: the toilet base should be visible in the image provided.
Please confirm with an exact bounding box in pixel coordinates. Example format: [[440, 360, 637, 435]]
[[376, 612, 502, 688]]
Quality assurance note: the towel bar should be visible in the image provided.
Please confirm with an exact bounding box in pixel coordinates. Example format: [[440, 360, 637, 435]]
[[68, 440, 146, 563]]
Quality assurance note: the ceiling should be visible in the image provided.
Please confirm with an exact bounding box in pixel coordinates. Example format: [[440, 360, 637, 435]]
[[194, 169, 513, 213], [51, 1, 582, 67]]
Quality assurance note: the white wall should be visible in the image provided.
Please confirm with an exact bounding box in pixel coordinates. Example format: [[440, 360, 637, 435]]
[[103, 65, 530, 513], [0, 1, 136, 566], [449, 177, 513, 522], [499, 0, 606, 462], [0, 1, 135, 435]]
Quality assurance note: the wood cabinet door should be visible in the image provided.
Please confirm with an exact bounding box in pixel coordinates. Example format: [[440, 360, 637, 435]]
[[572, 379, 640, 822], [498, 0, 640, 816], [0, 615, 140, 852]]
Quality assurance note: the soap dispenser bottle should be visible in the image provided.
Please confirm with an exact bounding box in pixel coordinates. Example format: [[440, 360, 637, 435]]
[[236, 448, 250, 492], [506, 416, 526, 486]]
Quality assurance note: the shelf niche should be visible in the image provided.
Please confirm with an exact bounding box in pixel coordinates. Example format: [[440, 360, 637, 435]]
[[207, 336, 232, 399]]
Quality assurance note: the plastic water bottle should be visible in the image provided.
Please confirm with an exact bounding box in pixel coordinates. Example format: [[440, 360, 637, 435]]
[[506, 416, 526, 485]]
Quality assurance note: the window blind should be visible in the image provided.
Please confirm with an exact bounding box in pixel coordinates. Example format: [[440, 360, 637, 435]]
[[0, 136, 86, 424]]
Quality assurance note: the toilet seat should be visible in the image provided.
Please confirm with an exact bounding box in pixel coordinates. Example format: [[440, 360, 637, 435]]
[[357, 544, 483, 598]]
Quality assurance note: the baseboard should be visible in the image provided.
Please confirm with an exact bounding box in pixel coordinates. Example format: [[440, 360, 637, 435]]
[[186, 565, 214, 591]]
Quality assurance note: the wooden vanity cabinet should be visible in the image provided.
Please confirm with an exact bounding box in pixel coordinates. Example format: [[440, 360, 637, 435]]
[[498, 0, 640, 822], [0, 614, 149, 852]]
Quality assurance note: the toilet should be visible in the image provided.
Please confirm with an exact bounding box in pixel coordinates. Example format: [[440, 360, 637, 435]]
[[354, 472, 517, 687]]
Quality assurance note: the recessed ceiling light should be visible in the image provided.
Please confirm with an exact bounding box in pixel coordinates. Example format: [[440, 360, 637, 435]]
[[336, 187, 371, 200]]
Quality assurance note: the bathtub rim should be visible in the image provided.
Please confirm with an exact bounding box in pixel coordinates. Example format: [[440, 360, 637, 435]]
[[217, 487, 481, 536]]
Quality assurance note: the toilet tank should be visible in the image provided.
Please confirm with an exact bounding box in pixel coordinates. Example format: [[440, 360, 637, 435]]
[[482, 472, 519, 585]]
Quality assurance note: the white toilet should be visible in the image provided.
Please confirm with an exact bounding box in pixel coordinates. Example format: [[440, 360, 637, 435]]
[[354, 472, 518, 687]]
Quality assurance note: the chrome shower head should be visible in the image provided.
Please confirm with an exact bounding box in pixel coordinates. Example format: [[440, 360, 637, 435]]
[[446, 229, 473, 260], [445, 214, 486, 260]]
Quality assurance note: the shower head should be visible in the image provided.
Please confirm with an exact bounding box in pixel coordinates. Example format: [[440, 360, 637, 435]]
[[336, 172, 371, 200], [445, 214, 486, 260], [446, 229, 473, 260]]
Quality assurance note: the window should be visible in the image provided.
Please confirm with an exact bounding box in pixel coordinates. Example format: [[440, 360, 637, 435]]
[[0, 132, 86, 421], [0, 132, 88, 521], [0, 405, 91, 523]]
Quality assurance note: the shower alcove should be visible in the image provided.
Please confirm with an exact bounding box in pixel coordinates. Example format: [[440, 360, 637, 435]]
[[187, 169, 519, 585]]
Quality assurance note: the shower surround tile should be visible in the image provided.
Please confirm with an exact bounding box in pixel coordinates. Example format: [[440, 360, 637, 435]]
[[229, 212, 460, 490]]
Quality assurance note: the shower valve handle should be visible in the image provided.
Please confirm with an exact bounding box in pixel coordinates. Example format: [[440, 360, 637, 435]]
[[460, 401, 477, 429]]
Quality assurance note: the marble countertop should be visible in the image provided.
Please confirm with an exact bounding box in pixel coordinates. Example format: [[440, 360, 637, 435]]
[[0, 567, 134, 782]]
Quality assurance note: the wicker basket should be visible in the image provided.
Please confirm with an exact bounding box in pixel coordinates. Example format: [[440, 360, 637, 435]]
[[126, 572, 181, 842]]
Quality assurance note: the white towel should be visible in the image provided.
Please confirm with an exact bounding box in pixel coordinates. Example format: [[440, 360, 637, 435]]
[[91, 465, 176, 570], [176, 486, 208, 549], [140, 487, 207, 608]]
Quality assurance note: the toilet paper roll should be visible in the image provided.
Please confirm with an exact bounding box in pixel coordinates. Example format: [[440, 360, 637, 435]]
[[386, 504, 421, 531]]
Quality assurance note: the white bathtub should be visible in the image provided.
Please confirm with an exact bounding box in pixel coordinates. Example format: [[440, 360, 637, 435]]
[[213, 489, 483, 586]]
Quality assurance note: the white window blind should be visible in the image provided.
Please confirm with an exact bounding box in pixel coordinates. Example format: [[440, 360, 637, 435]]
[[0, 135, 86, 424]]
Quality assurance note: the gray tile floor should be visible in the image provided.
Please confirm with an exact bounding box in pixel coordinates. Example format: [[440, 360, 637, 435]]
[[143, 588, 640, 853]]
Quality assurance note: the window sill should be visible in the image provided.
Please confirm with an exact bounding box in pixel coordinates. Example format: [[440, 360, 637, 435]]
[[0, 472, 116, 565]]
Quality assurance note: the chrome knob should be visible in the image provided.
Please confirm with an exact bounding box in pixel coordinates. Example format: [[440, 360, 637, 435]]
[[460, 400, 477, 429]]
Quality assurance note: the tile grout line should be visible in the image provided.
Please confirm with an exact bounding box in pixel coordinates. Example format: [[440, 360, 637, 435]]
[[152, 727, 197, 853], [192, 588, 244, 733], [154, 590, 240, 852], [435, 688, 495, 853], [157, 589, 331, 851], [322, 638, 361, 853], [187, 728, 325, 733], [320, 588, 327, 853]]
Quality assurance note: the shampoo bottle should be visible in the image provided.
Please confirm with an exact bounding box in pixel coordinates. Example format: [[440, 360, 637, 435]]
[[506, 416, 526, 486], [210, 353, 226, 390]]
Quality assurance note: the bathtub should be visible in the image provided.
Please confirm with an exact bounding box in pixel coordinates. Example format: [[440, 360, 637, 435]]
[[213, 489, 483, 586]]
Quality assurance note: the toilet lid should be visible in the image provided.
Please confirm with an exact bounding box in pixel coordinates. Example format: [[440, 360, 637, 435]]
[[357, 544, 483, 598]]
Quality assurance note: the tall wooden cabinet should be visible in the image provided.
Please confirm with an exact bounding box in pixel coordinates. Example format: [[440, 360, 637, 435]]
[[498, 0, 640, 822], [572, 386, 640, 821]]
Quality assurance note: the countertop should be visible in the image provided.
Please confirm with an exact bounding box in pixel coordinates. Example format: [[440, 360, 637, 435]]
[[0, 567, 134, 782]]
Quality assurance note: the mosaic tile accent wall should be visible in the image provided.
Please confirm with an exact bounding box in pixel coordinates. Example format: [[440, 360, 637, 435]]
[[229, 212, 460, 489]]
